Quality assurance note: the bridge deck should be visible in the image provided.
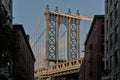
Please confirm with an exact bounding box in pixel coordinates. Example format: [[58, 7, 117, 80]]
[[35, 58, 83, 78]]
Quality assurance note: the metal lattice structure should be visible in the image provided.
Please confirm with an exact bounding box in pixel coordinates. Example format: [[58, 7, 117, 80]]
[[45, 6, 83, 66], [35, 58, 83, 80], [32, 5, 93, 80]]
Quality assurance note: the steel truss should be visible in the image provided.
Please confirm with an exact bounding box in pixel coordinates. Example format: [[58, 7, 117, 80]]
[[44, 6, 80, 66]]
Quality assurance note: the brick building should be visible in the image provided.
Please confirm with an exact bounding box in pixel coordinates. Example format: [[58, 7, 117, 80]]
[[12, 24, 35, 80], [79, 58, 85, 80], [79, 15, 104, 80]]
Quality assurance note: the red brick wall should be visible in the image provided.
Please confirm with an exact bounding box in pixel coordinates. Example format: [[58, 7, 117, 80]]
[[79, 58, 85, 80], [84, 16, 104, 80], [12, 25, 35, 80]]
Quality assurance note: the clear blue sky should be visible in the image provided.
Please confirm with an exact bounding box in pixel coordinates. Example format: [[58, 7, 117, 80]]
[[13, 0, 104, 33], [13, 0, 104, 56]]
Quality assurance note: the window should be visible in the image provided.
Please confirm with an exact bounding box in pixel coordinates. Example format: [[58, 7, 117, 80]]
[[106, 40, 108, 54], [110, 0, 112, 5], [106, 61, 108, 70], [114, 25, 118, 44], [110, 12, 113, 28], [101, 24, 104, 34], [106, 0, 108, 14], [88, 44, 93, 50], [114, 0, 118, 9], [106, 20, 108, 33], [110, 34, 113, 50], [114, 9, 118, 22], [114, 50, 118, 68], [106, 6, 108, 14], [114, 0, 118, 22], [110, 57, 112, 72]]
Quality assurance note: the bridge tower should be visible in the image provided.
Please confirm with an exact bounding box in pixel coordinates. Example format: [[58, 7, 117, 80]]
[[45, 5, 81, 66], [34, 6, 93, 80]]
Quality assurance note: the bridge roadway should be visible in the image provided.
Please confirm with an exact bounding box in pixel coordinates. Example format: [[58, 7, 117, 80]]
[[34, 58, 83, 80]]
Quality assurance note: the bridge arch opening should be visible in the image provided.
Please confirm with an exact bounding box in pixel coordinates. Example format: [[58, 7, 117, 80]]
[[58, 24, 67, 61]]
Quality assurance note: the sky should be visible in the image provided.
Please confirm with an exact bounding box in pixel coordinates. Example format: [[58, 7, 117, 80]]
[[13, 0, 104, 57]]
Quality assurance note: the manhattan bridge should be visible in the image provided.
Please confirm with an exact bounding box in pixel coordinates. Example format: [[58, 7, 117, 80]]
[[30, 5, 92, 80]]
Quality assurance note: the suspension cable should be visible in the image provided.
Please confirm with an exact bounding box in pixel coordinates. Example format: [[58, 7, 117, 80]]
[[59, 30, 67, 40], [32, 28, 46, 48], [30, 15, 45, 38], [64, 29, 65, 58]]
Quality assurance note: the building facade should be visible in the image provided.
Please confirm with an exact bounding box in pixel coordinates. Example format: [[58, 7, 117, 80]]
[[105, 0, 120, 79], [12, 24, 35, 80], [0, 1, 35, 80], [0, 0, 12, 79], [0, 0, 12, 28], [82, 15, 104, 80], [79, 58, 85, 80]]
